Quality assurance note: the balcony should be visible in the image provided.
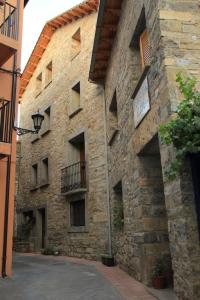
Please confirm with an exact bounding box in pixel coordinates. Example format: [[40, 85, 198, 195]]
[[0, 99, 12, 143], [61, 161, 86, 195], [0, 1, 19, 66]]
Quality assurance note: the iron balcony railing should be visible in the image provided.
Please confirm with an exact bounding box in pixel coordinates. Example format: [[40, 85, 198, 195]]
[[61, 161, 86, 193], [0, 1, 19, 40], [0, 99, 12, 143]]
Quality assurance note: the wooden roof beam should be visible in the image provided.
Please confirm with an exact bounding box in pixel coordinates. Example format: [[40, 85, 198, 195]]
[[75, 7, 88, 15], [106, 8, 121, 15], [85, 3, 97, 11], [51, 19, 63, 27], [37, 43, 47, 50]]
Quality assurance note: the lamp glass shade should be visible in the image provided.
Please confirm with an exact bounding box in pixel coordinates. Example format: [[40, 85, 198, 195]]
[[32, 112, 44, 131]]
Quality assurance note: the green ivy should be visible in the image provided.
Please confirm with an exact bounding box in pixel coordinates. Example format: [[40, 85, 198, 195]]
[[160, 73, 200, 180]]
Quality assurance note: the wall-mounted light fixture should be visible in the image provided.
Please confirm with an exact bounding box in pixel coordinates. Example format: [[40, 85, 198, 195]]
[[14, 111, 44, 136]]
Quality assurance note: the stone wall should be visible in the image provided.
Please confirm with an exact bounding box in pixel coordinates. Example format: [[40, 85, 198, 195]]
[[103, 0, 200, 299], [16, 12, 109, 260]]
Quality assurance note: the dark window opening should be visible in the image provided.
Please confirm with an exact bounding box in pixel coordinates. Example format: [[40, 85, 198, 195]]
[[109, 91, 118, 145], [190, 153, 200, 239], [41, 158, 49, 185], [70, 199, 85, 227], [31, 164, 38, 186], [71, 82, 81, 115]]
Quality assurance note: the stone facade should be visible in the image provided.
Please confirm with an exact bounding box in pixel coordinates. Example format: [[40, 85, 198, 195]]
[[89, 0, 200, 300], [16, 11, 109, 260], [16, 1, 200, 300]]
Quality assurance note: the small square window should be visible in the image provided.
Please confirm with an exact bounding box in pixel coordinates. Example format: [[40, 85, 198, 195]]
[[71, 28, 81, 60], [45, 61, 52, 87], [70, 199, 85, 227], [41, 158, 49, 186], [36, 73, 42, 97]]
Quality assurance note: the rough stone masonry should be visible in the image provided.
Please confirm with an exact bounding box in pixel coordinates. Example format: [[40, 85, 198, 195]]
[[16, 9, 109, 260]]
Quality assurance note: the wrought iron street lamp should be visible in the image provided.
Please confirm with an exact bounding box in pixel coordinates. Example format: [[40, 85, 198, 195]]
[[14, 111, 44, 136]]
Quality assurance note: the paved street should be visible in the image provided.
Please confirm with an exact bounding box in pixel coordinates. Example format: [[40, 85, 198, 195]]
[[0, 253, 123, 300], [0, 253, 161, 300]]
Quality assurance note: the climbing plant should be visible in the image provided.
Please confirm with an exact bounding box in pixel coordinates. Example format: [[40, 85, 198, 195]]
[[160, 73, 200, 180]]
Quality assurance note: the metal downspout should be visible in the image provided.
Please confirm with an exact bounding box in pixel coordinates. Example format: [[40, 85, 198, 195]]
[[102, 87, 112, 256]]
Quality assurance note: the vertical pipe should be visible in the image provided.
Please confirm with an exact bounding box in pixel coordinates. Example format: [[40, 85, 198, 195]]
[[102, 87, 112, 256]]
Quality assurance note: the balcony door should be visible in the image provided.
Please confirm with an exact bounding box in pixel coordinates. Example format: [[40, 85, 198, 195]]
[[63, 132, 86, 192]]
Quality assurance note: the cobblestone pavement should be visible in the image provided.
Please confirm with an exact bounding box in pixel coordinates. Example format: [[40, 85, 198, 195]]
[[0, 253, 157, 300]]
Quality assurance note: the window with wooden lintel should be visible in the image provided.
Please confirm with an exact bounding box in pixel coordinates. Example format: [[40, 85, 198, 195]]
[[71, 28, 81, 60]]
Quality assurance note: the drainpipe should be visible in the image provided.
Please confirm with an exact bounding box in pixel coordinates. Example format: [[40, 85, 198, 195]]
[[102, 87, 112, 257]]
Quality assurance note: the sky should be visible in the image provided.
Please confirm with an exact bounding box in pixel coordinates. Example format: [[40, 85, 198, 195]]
[[21, 0, 81, 70]]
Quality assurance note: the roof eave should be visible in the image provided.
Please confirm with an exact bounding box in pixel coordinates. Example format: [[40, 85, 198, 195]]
[[89, 0, 123, 83]]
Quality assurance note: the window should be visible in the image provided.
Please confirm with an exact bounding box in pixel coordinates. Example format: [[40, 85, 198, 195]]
[[113, 181, 124, 230], [109, 91, 118, 145], [45, 61, 52, 87], [41, 106, 51, 135], [41, 158, 49, 186], [139, 29, 150, 69], [31, 164, 38, 187], [70, 199, 85, 227], [130, 7, 150, 69], [61, 132, 86, 193], [71, 28, 81, 60], [70, 82, 81, 116], [36, 73, 42, 96]]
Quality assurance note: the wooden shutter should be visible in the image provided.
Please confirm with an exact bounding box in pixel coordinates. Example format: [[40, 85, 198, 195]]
[[140, 29, 150, 68]]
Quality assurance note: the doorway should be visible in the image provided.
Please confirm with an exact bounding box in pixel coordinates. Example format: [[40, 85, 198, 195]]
[[138, 135, 173, 286]]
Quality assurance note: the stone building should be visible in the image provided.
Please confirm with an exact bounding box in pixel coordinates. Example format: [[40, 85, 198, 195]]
[[15, 0, 110, 260], [89, 0, 200, 300]]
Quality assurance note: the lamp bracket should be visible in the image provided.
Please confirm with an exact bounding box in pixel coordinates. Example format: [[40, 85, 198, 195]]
[[14, 126, 38, 136]]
